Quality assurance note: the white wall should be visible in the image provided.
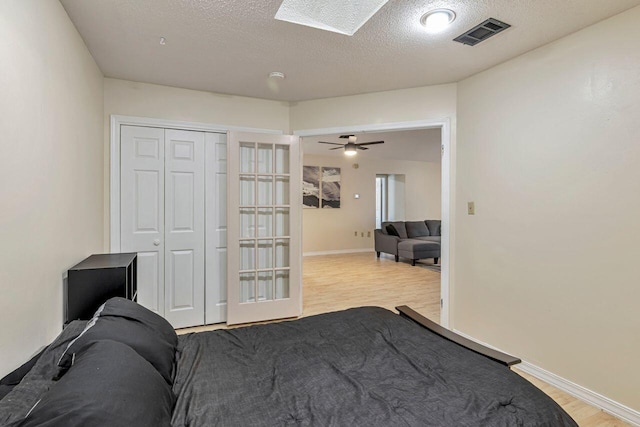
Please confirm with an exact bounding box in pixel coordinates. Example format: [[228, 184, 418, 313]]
[[103, 78, 291, 247], [0, 1, 104, 374], [387, 174, 406, 221], [303, 154, 440, 254], [456, 6, 640, 411], [290, 84, 456, 131]]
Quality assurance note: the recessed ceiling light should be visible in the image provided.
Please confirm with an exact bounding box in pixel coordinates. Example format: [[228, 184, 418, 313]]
[[269, 71, 286, 79], [159, 37, 167, 45], [420, 9, 456, 32]]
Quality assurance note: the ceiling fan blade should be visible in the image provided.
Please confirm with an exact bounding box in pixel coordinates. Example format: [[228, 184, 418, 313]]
[[329, 146, 344, 150], [357, 146, 369, 150], [317, 141, 344, 146], [356, 141, 384, 146]]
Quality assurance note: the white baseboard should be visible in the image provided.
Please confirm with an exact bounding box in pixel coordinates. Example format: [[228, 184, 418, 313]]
[[303, 249, 374, 257], [452, 329, 640, 427]]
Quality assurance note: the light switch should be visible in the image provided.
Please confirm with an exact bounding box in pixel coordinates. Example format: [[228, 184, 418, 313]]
[[354, 193, 360, 199], [468, 201, 475, 215]]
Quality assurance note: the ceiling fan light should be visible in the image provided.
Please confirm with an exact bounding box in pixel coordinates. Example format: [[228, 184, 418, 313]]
[[344, 145, 358, 156], [420, 9, 456, 32]]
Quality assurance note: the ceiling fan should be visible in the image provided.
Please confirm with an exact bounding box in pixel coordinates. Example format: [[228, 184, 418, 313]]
[[317, 135, 384, 156]]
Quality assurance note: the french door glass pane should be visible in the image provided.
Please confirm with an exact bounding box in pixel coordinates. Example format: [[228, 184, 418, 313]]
[[257, 144, 273, 174], [257, 208, 273, 237], [258, 271, 273, 301], [258, 239, 273, 269], [240, 272, 256, 303], [275, 208, 290, 236], [240, 176, 255, 205], [257, 176, 273, 205], [275, 177, 289, 205], [275, 270, 289, 299], [240, 208, 255, 238], [275, 239, 289, 268], [240, 143, 255, 173], [240, 240, 255, 270], [275, 145, 289, 174]]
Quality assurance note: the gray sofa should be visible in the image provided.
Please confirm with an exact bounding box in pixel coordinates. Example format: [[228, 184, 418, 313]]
[[374, 220, 441, 266]]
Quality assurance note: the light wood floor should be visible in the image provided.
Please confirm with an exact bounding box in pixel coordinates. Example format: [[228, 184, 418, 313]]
[[180, 252, 629, 426]]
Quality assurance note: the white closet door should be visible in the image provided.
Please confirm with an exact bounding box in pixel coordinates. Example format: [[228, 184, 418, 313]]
[[120, 126, 165, 314], [205, 133, 228, 324], [164, 129, 205, 328], [227, 132, 302, 325]]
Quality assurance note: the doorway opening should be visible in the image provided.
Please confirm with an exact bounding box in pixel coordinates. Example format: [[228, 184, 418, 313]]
[[376, 174, 407, 228], [295, 119, 451, 327]]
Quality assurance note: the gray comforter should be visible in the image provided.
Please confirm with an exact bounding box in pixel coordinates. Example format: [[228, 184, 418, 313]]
[[172, 307, 576, 427]]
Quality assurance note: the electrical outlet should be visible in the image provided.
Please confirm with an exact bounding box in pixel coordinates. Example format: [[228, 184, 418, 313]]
[[361, 232, 364, 237], [354, 231, 358, 237], [468, 201, 475, 215], [367, 231, 371, 237]]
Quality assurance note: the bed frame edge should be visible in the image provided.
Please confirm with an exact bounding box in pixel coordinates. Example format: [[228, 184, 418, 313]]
[[395, 306, 521, 367]]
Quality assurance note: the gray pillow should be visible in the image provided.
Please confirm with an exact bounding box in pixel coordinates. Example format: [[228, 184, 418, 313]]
[[386, 224, 399, 236], [387, 222, 408, 239], [406, 221, 430, 237], [425, 220, 441, 236]]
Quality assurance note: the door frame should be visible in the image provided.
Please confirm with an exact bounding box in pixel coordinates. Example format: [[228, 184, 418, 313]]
[[293, 118, 454, 328], [109, 115, 283, 252]]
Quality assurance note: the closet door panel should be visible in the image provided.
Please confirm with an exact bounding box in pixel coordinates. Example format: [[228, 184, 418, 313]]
[[120, 126, 165, 314], [164, 129, 205, 328], [205, 133, 228, 324]]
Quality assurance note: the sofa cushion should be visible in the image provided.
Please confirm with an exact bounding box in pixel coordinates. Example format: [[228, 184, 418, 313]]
[[397, 240, 440, 258], [382, 222, 408, 239], [406, 221, 430, 238], [415, 236, 441, 243], [425, 220, 441, 236]]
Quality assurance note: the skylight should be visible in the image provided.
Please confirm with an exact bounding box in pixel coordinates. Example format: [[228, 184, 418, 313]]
[[275, 0, 390, 36]]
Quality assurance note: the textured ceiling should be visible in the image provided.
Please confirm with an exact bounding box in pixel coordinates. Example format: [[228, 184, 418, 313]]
[[303, 129, 441, 163], [60, 0, 640, 101]]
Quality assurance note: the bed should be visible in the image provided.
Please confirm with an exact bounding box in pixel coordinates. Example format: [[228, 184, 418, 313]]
[[0, 298, 577, 426]]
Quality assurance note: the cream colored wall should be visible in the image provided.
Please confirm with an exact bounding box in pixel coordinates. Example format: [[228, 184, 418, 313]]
[[303, 154, 441, 254], [290, 84, 456, 130], [456, 6, 640, 411], [103, 78, 291, 247], [0, 2, 104, 374]]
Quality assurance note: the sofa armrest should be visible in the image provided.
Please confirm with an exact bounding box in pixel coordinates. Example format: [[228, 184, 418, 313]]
[[374, 229, 400, 255]]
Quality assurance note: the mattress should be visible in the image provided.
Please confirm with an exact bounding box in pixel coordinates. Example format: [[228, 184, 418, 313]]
[[171, 307, 576, 427]]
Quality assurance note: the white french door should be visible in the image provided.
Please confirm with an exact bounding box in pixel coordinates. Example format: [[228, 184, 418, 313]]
[[120, 126, 207, 328], [227, 132, 302, 325]]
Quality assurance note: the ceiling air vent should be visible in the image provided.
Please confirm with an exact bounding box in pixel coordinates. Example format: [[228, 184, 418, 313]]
[[453, 18, 511, 46]]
